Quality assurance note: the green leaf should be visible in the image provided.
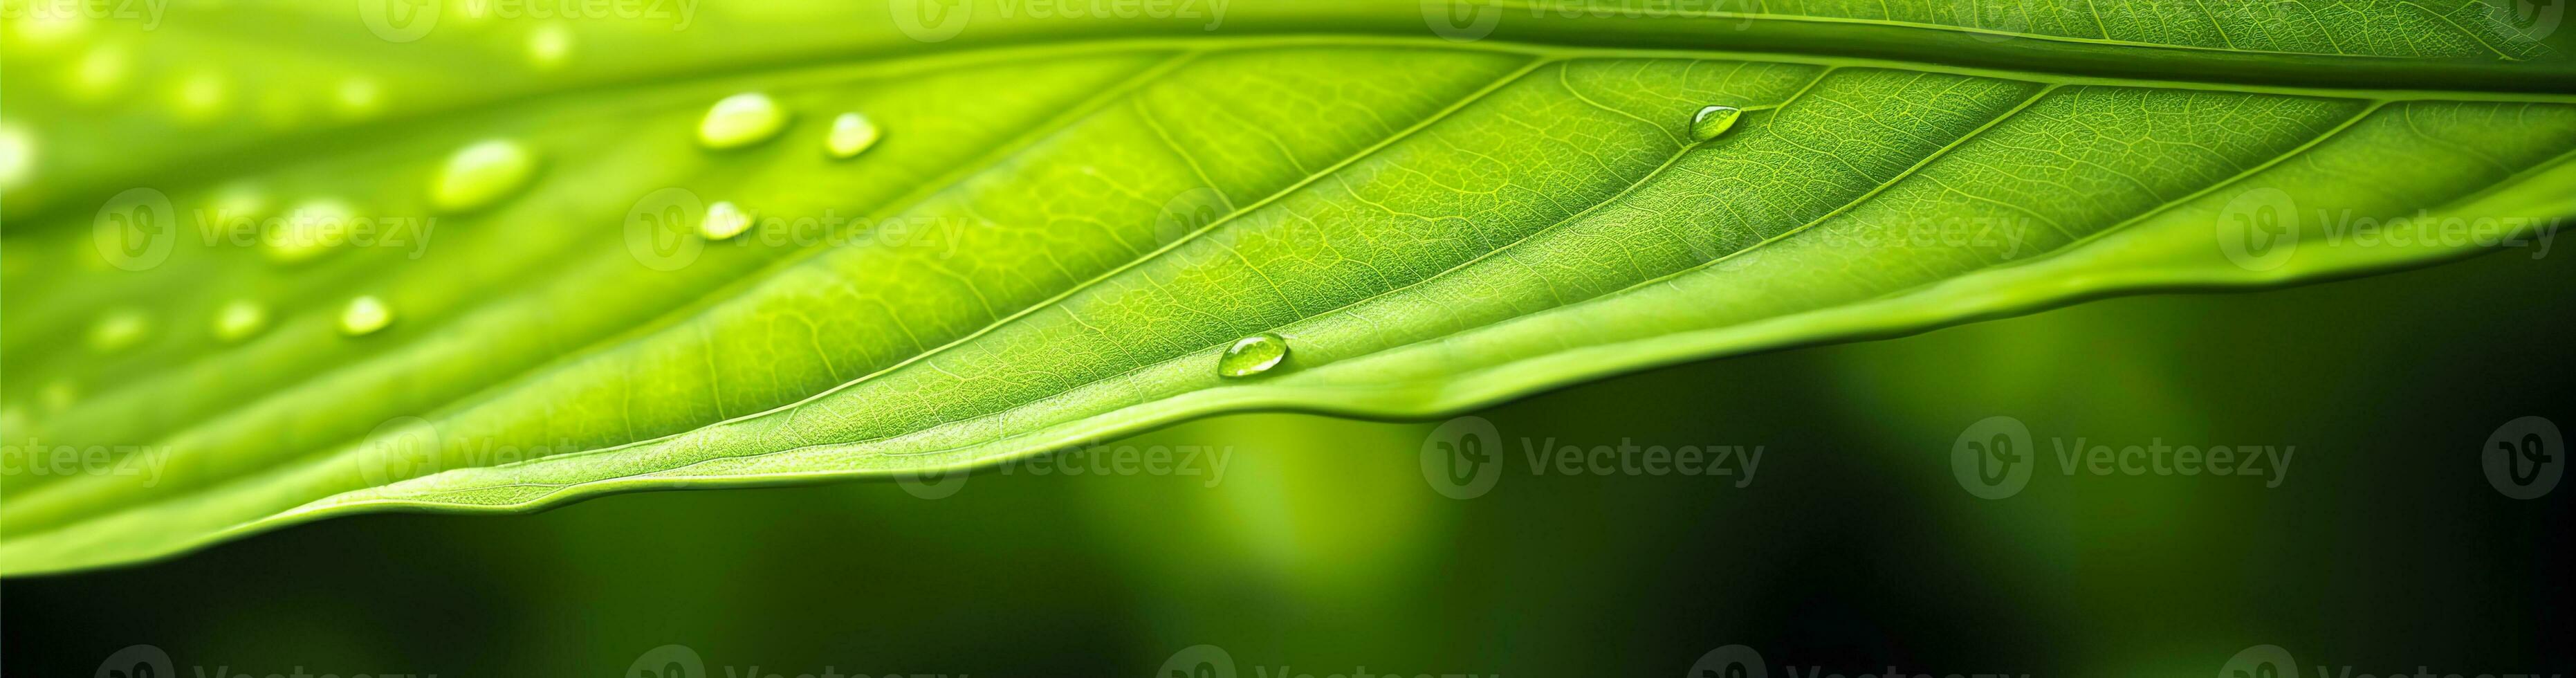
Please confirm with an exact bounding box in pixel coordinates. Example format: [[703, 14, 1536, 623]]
[[3, 1, 2573, 574]]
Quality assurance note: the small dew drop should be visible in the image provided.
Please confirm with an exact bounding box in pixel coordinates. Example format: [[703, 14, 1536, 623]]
[[1216, 333, 1289, 378], [335, 77, 383, 118], [66, 42, 130, 100], [431, 138, 540, 212], [339, 295, 394, 336], [89, 309, 151, 354], [265, 199, 356, 264], [526, 22, 574, 69], [1689, 104, 1743, 143], [699, 201, 753, 240], [697, 92, 789, 149], [0, 121, 32, 192], [826, 112, 882, 159], [172, 70, 230, 122], [213, 300, 269, 342], [208, 181, 269, 220]]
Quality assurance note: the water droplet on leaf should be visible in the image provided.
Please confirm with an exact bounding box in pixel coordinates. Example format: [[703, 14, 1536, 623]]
[[335, 77, 383, 117], [526, 22, 573, 68], [67, 42, 130, 100], [0, 121, 32, 192], [213, 300, 268, 342], [697, 92, 788, 149], [339, 295, 394, 336], [700, 201, 752, 240], [89, 309, 151, 353], [1217, 333, 1289, 378], [826, 112, 881, 159], [430, 138, 539, 212], [1689, 105, 1742, 142], [265, 199, 356, 264]]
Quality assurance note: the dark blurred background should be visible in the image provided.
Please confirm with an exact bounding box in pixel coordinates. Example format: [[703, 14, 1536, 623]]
[[8, 244, 2568, 677]]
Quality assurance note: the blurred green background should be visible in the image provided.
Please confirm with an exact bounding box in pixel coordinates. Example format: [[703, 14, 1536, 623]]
[[8, 238, 2567, 677]]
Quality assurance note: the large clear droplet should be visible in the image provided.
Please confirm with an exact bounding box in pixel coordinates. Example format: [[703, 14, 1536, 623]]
[[430, 138, 539, 213], [339, 295, 394, 336], [697, 92, 788, 149], [700, 201, 753, 240], [826, 112, 882, 159], [1217, 333, 1289, 378], [1689, 105, 1742, 143], [265, 199, 356, 264]]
